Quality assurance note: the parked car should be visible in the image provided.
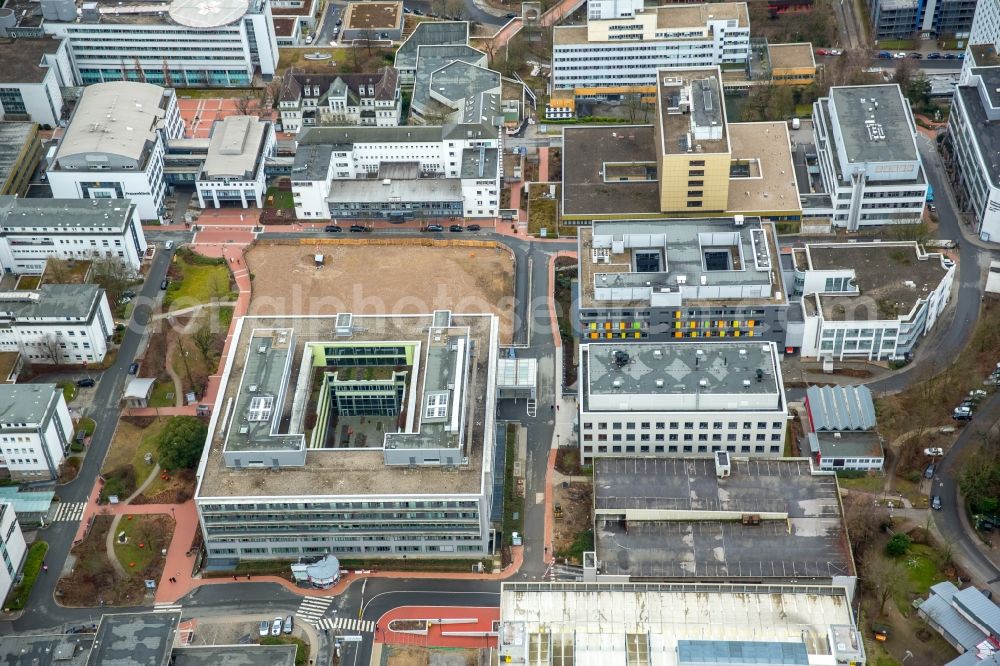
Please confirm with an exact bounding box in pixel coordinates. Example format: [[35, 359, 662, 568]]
[[878, 51, 892, 59], [323, 225, 342, 232], [505, 11, 516, 18], [908, 52, 923, 59], [283, 615, 294, 634], [953, 406, 973, 421], [424, 224, 444, 232], [924, 447, 944, 457], [466, 224, 481, 231], [927, 52, 942, 59], [944, 53, 959, 59], [76, 377, 96, 388], [928, 203, 936, 213], [449, 224, 464, 232], [128, 362, 139, 375], [924, 463, 936, 479], [335, 17, 342, 25], [160, 279, 169, 290], [123, 290, 137, 298], [815, 48, 830, 56], [165, 241, 174, 250], [893, 52, 907, 59], [259, 620, 270, 637], [828, 48, 843, 56], [271, 617, 282, 636], [931, 495, 942, 510], [349, 224, 369, 232]]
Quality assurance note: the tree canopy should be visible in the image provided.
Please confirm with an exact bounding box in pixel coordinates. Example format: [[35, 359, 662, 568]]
[[155, 416, 208, 471]]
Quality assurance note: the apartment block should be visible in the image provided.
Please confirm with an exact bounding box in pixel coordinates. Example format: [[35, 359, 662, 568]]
[[0, 122, 42, 198], [194, 311, 500, 562], [0, 37, 73, 128], [947, 63, 1000, 242], [0, 502, 26, 602], [41, 0, 279, 86], [0, 383, 73, 481], [788, 242, 954, 361], [47, 82, 184, 222], [0, 285, 115, 365], [552, 3, 750, 90], [869, 0, 975, 39], [291, 124, 501, 221], [576, 217, 787, 343], [812, 84, 927, 231], [0, 197, 147, 274], [277, 68, 402, 133], [578, 341, 787, 463]]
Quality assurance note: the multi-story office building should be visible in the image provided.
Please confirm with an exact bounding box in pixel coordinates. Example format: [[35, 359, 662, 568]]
[[0, 502, 26, 602], [0, 383, 73, 481], [947, 63, 1000, 242], [194, 311, 500, 563], [393, 21, 468, 85], [788, 242, 954, 361], [588, 0, 643, 20], [195, 115, 276, 209], [575, 217, 787, 343], [499, 582, 865, 664], [552, 3, 750, 90], [812, 84, 927, 231], [41, 0, 279, 87], [291, 124, 501, 221], [578, 341, 787, 463], [561, 67, 803, 224], [277, 68, 402, 133], [0, 122, 42, 198], [869, 0, 975, 40], [0, 285, 115, 365], [409, 46, 500, 126], [0, 197, 147, 274], [340, 1, 403, 42], [0, 37, 73, 128], [47, 82, 184, 222]]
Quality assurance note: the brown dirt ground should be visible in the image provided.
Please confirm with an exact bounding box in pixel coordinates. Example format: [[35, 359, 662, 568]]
[[246, 243, 515, 343], [385, 646, 482, 666], [55, 514, 172, 607], [552, 480, 592, 557]]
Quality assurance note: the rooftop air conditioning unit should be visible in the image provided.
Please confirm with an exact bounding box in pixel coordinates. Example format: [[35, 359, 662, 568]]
[[258, 345, 267, 354], [248, 385, 258, 393]]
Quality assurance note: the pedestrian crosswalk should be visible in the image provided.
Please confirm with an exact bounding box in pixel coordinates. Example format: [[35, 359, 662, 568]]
[[51, 502, 86, 522], [295, 596, 334, 624], [316, 616, 376, 633], [153, 603, 183, 613]]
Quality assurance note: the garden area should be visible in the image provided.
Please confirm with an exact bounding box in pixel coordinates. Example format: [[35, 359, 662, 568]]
[[3, 541, 48, 612], [163, 249, 236, 312], [55, 514, 172, 607]]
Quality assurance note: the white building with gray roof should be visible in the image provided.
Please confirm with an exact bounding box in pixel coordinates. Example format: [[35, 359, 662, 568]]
[[409, 45, 500, 126], [0, 284, 115, 366], [393, 21, 469, 85], [195, 310, 501, 563], [0, 501, 27, 605], [919, 582, 1000, 663], [0, 197, 147, 274], [290, 123, 501, 221], [578, 340, 787, 462], [47, 82, 184, 222], [812, 84, 928, 231], [804, 385, 883, 471], [0, 383, 73, 481], [195, 115, 276, 209]]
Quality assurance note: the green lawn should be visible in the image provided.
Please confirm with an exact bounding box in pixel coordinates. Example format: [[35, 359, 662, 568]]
[[218, 305, 234, 330], [4, 541, 48, 611], [101, 418, 168, 501], [836, 472, 885, 494], [794, 104, 813, 118], [15, 275, 40, 290], [891, 544, 942, 614], [78, 417, 96, 436], [877, 39, 916, 49], [57, 381, 77, 403], [148, 381, 176, 408], [264, 187, 294, 209], [164, 252, 234, 312]]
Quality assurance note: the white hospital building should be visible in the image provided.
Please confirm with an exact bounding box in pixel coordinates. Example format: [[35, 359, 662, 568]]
[[552, 2, 750, 90], [0, 502, 27, 604], [0, 197, 147, 274], [47, 81, 184, 222], [578, 340, 788, 463], [41, 0, 279, 87], [0, 383, 74, 482]]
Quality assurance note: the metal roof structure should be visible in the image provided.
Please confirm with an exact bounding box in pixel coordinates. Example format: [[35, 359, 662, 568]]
[[805, 385, 876, 431], [123, 377, 156, 400], [920, 582, 995, 652], [0, 196, 134, 232], [0, 489, 55, 516]]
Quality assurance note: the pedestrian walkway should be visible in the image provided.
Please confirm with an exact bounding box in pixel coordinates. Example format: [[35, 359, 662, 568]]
[[295, 596, 334, 624], [317, 616, 375, 633], [153, 602, 183, 613], [51, 501, 86, 522]]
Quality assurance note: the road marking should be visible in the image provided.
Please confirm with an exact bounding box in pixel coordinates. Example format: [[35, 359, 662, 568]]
[[153, 603, 183, 613], [535, 492, 544, 505], [295, 596, 334, 622], [51, 502, 86, 522], [316, 616, 376, 633]]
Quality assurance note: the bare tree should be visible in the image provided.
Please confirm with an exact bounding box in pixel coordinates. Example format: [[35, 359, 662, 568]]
[[39, 333, 65, 366], [843, 494, 887, 564], [863, 556, 907, 615], [892, 57, 918, 92], [90, 256, 136, 306], [622, 93, 653, 123], [190, 324, 216, 363], [44, 257, 73, 283], [234, 93, 256, 116]]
